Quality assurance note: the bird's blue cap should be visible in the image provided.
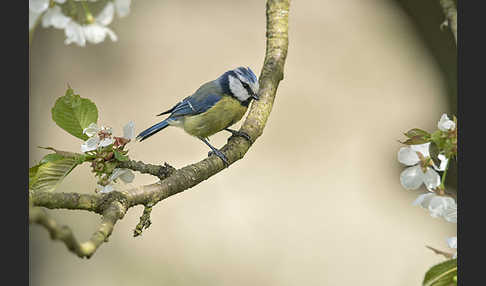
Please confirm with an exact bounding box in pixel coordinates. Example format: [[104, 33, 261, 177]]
[[235, 66, 258, 84]]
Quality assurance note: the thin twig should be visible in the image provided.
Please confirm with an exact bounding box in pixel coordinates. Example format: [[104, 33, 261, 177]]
[[426, 245, 454, 259]]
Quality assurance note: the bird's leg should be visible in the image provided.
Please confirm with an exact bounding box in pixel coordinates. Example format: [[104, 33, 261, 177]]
[[224, 128, 253, 144], [200, 137, 229, 167]]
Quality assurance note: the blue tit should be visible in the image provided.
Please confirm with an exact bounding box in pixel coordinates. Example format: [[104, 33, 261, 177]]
[[136, 66, 260, 165]]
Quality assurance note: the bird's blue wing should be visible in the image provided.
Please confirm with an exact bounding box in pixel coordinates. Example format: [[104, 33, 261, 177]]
[[169, 93, 222, 118]]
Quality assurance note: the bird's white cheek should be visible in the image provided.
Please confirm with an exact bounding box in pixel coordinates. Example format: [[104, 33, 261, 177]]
[[228, 75, 249, 101]]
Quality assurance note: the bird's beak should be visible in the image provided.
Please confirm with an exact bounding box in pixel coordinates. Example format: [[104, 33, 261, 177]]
[[251, 92, 260, 100]]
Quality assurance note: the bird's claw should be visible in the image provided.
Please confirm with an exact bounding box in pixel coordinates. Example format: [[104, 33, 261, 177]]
[[207, 149, 229, 167], [228, 130, 253, 145]]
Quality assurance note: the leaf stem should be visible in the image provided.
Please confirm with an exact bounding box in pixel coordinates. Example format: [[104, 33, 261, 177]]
[[439, 158, 450, 190]]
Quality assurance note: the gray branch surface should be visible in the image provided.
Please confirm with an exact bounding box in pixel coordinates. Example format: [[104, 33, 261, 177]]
[[30, 0, 290, 258]]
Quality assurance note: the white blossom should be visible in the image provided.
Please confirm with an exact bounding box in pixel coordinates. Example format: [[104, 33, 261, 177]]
[[443, 203, 457, 223], [97, 184, 114, 194], [115, 0, 132, 17], [97, 2, 115, 26], [447, 236, 457, 259], [81, 136, 100, 153], [123, 121, 135, 140], [98, 168, 135, 194], [42, 6, 71, 29], [413, 193, 457, 221], [80, 123, 115, 152], [438, 113, 456, 132], [30, 1, 127, 46], [109, 168, 135, 183], [29, 0, 50, 14], [83, 23, 118, 44], [398, 143, 447, 191], [29, 0, 66, 29], [83, 123, 99, 137], [64, 21, 86, 47], [82, 3, 118, 44]]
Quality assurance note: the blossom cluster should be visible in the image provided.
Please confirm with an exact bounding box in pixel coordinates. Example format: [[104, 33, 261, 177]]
[[29, 0, 131, 46], [81, 121, 136, 193], [397, 113, 457, 258]]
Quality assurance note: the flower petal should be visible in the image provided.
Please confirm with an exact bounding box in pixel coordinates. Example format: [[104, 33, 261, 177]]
[[428, 196, 455, 218], [398, 147, 420, 166], [119, 169, 135, 183], [410, 143, 430, 158], [81, 136, 100, 152], [438, 113, 456, 131], [64, 21, 86, 47], [412, 193, 435, 208], [83, 122, 99, 137], [99, 137, 115, 148], [443, 205, 457, 223], [98, 184, 114, 194], [423, 168, 441, 191], [115, 0, 131, 17], [29, 0, 50, 14], [42, 6, 71, 29], [447, 237, 457, 249], [123, 121, 135, 140], [109, 168, 134, 183], [400, 165, 425, 190], [96, 2, 115, 26], [105, 27, 118, 42], [83, 24, 110, 44], [109, 168, 124, 182]]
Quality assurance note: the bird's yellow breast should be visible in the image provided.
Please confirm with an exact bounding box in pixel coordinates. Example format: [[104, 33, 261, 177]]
[[181, 96, 248, 138]]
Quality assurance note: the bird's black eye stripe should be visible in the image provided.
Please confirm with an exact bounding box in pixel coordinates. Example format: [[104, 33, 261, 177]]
[[241, 82, 253, 96]]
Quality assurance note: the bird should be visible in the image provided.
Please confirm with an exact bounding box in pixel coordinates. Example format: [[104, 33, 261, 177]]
[[136, 66, 260, 166]]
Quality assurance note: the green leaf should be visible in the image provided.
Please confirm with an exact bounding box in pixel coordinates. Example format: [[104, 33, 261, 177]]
[[39, 153, 64, 164], [114, 149, 129, 162], [404, 128, 430, 139], [401, 136, 429, 145], [29, 156, 79, 193], [423, 259, 457, 286], [51, 87, 98, 140], [29, 164, 41, 189]]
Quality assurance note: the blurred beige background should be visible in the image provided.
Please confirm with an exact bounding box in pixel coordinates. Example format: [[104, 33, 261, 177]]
[[29, 0, 456, 285]]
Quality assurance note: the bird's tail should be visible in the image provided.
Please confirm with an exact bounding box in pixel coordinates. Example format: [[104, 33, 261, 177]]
[[136, 119, 170, 142]]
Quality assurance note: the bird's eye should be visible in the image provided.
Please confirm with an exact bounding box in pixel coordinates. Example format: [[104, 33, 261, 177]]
[[241, 82, 249, 89]]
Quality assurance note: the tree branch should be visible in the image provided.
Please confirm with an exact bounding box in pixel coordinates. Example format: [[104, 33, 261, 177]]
[[30, 0, 290, 258], [44, 147, 176, 180], [439, 0, 457, 44], [118, 160, 176, 180], [29, 200, 126, 258]]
